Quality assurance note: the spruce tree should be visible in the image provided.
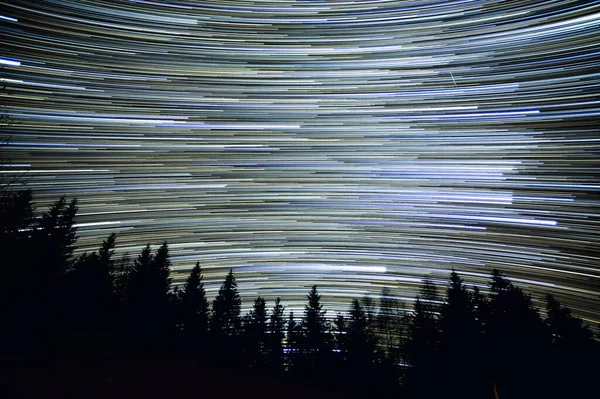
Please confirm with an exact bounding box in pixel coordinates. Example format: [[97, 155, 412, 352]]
[[212, 269, 241, 337], [180, 262, 209, 342], [405, 279, 442, 397], [347, 299, 370, 364], [36, 196, 79, 356], [333, 313, 347, 357], [267, 297, 286, 374], [377, 287, 405, 361], [439, 271, 484, 398], [484, 269, 549, 399], [545, 294, 596, 397], [69, 233, 117, 318], [286, 311, 299, 370], [125, 242, 173, 348], [38, 196, 78, 277], [247, 296, 267, 367], [302, 285, 329, 355]]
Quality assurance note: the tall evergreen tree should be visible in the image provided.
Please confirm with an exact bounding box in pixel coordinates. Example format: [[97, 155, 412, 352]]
[[405, 279, 442, 398], [124, 242, 173, 349], [345, 298, 379, 394], [64, 234, 118, 360], [299, 285, 333, 386], [179, 262, 210, 344], [545, 294, 597, 398], [347, 299, 372, 364], [302, 285, 330, 355], [181, 262, 209, 335], [98, 232, 117, 270], [38, 196, 78, 277], [267, 297, 286, 374], [36, 197, 79, 358], [212, 269, 241, 338], [333, 313, 347, 357], [286, 311, 300, 370], [360, 294, 377, 347], [127, 243, 172, 307], [245, 296, 267, 367], [69, 233, 117, 318], [377, 287, 406, 361], [484, 269, 549, 399], [439, 271, 485, 398]]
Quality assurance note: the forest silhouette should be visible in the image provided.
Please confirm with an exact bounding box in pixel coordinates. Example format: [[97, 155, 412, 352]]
[[1, 191, 598, 398]]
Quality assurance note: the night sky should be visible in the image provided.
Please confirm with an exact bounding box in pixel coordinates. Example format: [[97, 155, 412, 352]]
[[2, 0, 599, 327]]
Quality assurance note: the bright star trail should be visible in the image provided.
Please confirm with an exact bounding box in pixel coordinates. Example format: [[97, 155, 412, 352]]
[[1, 0, 599, 327]]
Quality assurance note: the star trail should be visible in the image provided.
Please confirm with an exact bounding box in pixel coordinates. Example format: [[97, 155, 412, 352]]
[[1, 0, 599, 326]]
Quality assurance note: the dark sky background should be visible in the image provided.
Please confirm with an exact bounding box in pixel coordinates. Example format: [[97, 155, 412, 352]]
[[2, 0, 599, 328]]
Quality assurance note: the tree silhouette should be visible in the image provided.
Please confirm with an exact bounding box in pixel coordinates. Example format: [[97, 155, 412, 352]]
[[298, 285, 333, 386], [347, 299, 376, 365], [484, 269, 549, 399], [124, 242, 173, 350], [69, 233, 117, 319], [29, 196, 79, 362], [439, 271, 486, 398], [545, 294, 597, 398], [332, 313, 347, 357], [377, 287, 406, 363], [212, 269, 241, 343], [375, 288, 406, 393], [34, 196, 78, 286], [244, 296, 267, 368], [302, 285, 330, 356], [267, 297, 286, 375], [64, 233, 118, 361], [178, 261, 209, 355], [286, 311, 300, 370], [404, 279, 442, 398], [127, 243, 172, 306]]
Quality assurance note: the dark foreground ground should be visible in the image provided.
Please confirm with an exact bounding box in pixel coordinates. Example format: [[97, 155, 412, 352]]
[[4, 357, 358, 399]]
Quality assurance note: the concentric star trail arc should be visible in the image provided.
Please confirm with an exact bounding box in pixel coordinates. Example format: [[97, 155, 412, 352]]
[[1, 0, 599, 326]]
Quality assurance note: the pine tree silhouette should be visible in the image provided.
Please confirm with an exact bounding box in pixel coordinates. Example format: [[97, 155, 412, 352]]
[[211, 268, 242, 367], [178, 261, 209, 356], [247, 296, 267, 368], [267, 297, 286, 375], [439, 271, 486, 398], [38, 196, 78, 277], [405, 279, 442, 398], [545, 294, 597, 398], [377, 287, 405, 363], [65, 233, 117, 362], [212, 269, 241, 338], [124, 242, 173, 351], [347, 299, 374, 364], [484, 269, 549, 399], [299, 285, 333, 387], [302, 285, 329, 355], [33, 196, 79, 362], [333, 313, 347, 356], [286, 311, 299, 371]]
